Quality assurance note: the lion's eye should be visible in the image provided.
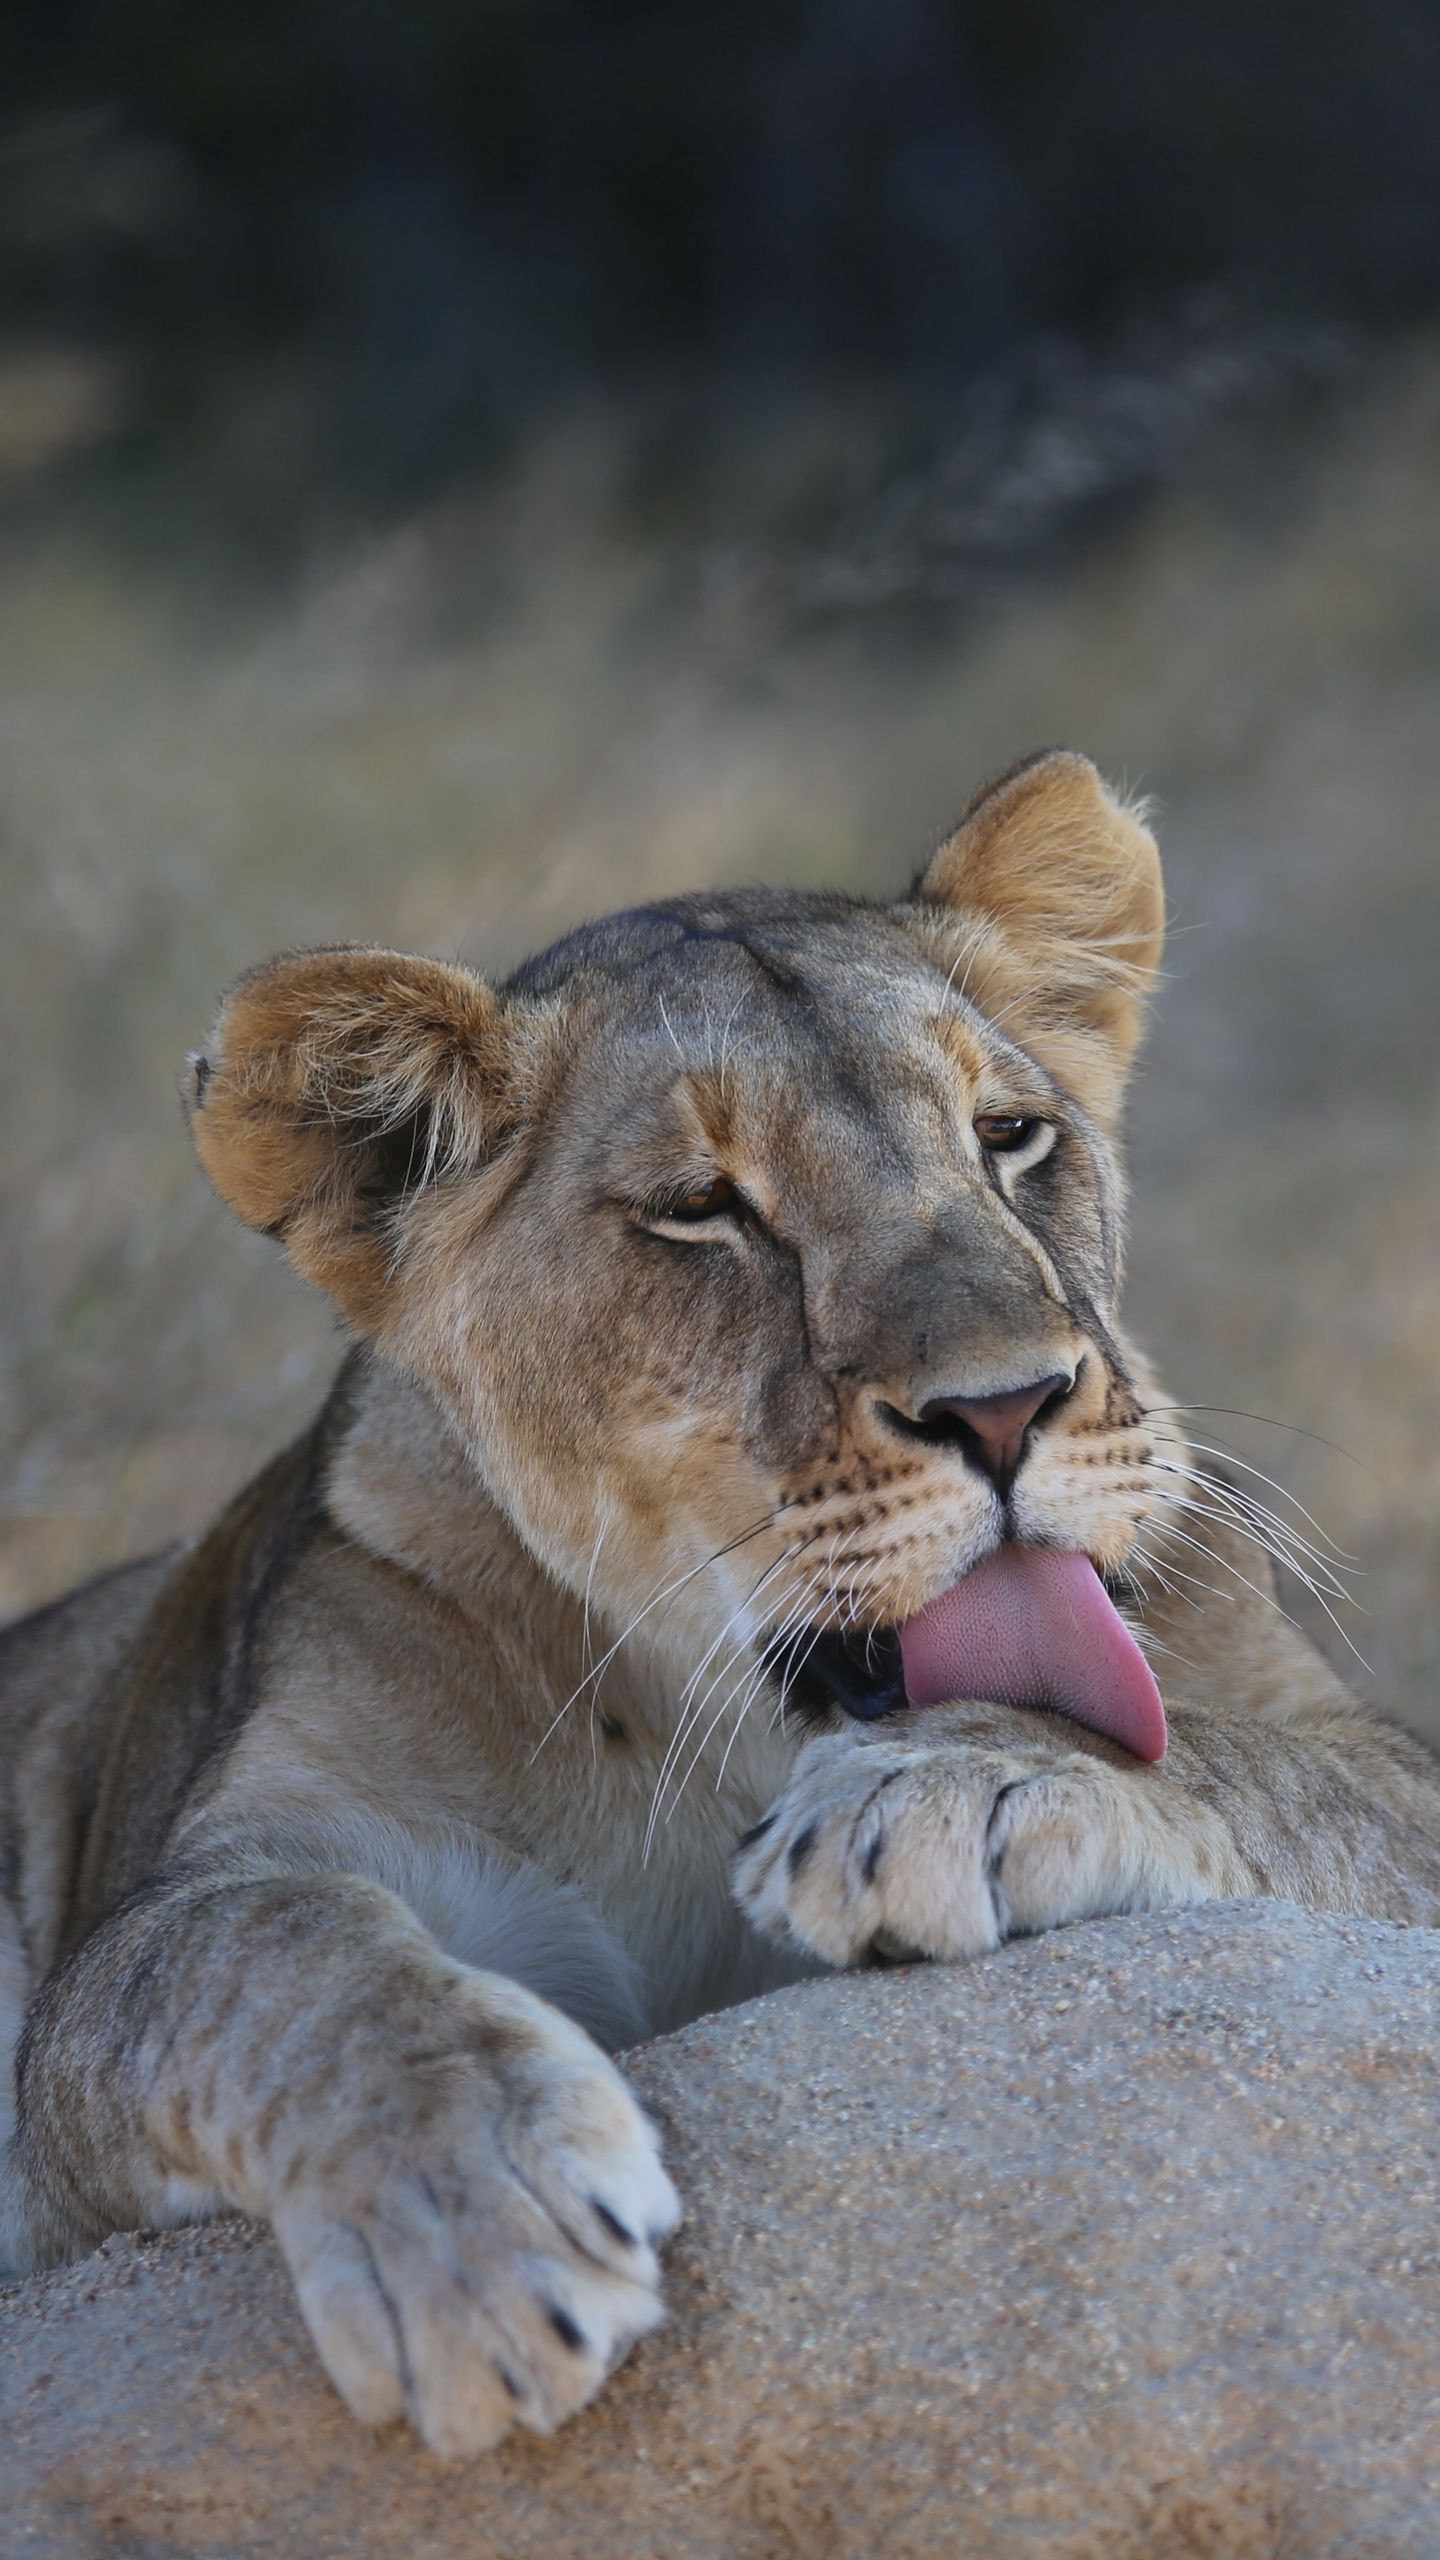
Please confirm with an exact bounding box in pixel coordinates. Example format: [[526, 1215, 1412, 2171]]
[[659, 1176, 740, 1223], [974, 1113, 1043, 1155]]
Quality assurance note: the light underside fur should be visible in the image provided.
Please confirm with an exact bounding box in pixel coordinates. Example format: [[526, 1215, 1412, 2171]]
[[265, 1813, 653, 2054], [2, 748, 1437, 2462]]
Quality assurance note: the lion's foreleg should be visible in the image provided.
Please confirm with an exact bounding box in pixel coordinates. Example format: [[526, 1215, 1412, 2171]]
[[733, 1696, 1440, 1966], [4, 1859, 678, 2457]]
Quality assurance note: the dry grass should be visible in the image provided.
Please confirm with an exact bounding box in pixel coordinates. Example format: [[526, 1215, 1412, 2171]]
[[2, 339, 1437, 1738]]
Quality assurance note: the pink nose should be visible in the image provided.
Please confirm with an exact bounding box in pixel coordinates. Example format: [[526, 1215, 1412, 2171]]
[[918, 1373, 1071, 1493]]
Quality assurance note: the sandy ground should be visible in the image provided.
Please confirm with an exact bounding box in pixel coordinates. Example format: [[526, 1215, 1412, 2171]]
[[6, 1904, 1440, 2557], [2, 332, 1437, 1737]]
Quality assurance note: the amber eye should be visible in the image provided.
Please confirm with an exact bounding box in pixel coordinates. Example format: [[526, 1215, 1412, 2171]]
[[974, 1112, 1042, 1155], [661, 1175, 740, 1223]]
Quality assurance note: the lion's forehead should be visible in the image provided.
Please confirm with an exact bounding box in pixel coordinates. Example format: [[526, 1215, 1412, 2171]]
[[515, 893, 941, 1034], [538, 901, 998, 1153]]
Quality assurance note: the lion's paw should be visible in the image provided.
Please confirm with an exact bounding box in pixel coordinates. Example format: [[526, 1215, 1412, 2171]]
[[732, 1728, 1149, 1968], [272, 1980, 679, 2460]]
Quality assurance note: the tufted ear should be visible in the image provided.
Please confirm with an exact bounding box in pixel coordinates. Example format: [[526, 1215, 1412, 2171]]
[[186, 946, 514, 1330], [913, 750, 1165, 1127]]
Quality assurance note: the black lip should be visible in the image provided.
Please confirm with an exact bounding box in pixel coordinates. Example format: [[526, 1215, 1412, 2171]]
[[764, 1622, 907, 1724]]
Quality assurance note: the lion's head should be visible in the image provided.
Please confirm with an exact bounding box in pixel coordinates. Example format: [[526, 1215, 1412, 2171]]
[[190, 749, 1179, 1749]]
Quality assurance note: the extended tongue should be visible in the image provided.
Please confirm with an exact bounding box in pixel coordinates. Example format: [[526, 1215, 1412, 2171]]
[[898, 1544, 1167, 1761]]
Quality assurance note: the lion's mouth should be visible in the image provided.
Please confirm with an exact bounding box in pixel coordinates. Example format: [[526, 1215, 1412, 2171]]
[[771, 1621, 909, 1725], [768, 1544, 1167, 1761]]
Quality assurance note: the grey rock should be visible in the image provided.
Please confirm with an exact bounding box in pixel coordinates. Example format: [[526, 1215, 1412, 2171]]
[[3, 1901, 1438, 2558]]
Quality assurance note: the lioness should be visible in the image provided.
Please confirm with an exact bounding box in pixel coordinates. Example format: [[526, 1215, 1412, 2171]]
[[3, 750, 1438, 2455]]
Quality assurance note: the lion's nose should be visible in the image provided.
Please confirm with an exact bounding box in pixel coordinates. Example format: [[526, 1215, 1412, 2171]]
[[882, 1370, 1074, 1497], [923, 1374, 1072, 1493]]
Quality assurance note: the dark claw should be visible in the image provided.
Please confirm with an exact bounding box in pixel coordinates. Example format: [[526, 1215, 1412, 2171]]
[[787, 1821, 819, 1880], [866, 1931, 927, 1967]]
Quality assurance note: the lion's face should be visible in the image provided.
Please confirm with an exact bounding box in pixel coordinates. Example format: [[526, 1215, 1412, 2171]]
[[191, 750, 1177, 1720]]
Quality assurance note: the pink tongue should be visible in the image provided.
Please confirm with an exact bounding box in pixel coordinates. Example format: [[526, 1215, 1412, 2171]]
[[899, 1545, 1167, 1761]]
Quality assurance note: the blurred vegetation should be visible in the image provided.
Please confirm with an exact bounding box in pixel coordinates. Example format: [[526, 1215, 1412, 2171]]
[[1, 5, 1437, 1737], [5, 0, 1440, 511]]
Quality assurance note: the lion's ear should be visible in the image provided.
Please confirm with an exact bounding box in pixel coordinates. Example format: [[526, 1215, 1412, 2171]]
[[914, 750, 1165, 1126], [186, 946, 512, 1328]]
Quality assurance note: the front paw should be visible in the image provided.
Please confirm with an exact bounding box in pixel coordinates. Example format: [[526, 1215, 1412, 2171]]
[[271, 1974, 679, 2459], [733, 1728, 1159, 1968]]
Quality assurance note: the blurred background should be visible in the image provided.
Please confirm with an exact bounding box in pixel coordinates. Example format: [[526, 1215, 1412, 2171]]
[[1, 1, 1437, 1737]]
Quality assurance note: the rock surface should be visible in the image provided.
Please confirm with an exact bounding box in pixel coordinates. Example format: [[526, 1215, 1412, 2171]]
[[3, 1901, 1439, 2559]]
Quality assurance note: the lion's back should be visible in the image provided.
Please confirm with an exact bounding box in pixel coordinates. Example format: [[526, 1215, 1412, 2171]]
[[0, 1554, 177, 1793]]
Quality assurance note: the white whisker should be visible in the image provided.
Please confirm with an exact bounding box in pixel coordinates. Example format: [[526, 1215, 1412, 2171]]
[[644, 1545, 813, 1848], [658, 1571, 823, 1837], [1147, 1505, 1372, 1675], [526, 1507, 792, 1764], [580, 1512, 611, 1769], [1156, 1476, 1363, 1625], [1147, 1460, 1356, 1602], [1166, 1436, 1361, 1562]]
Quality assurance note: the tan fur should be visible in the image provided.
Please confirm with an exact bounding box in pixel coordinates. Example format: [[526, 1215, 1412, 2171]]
[[188, 947, 528, 1330], [3, 749, 1437, 2460], [914, 747, 1165, 1128]]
